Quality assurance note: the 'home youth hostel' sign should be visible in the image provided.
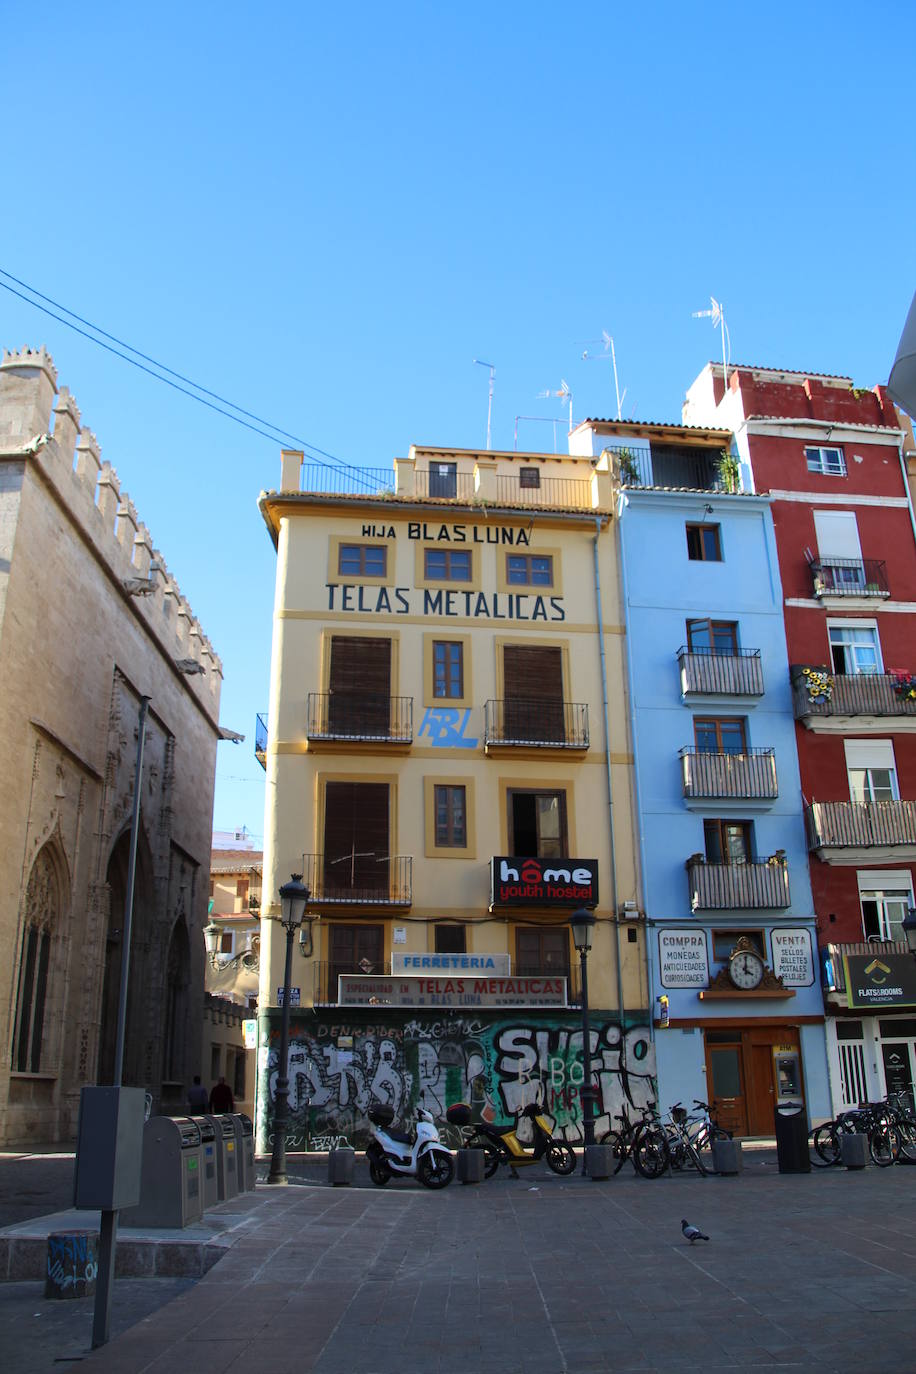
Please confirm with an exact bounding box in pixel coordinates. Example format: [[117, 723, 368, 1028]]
[[489, 857, 599, 908]]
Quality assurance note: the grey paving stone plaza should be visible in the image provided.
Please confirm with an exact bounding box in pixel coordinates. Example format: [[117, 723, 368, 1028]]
[[1, 1152, 915, 1373]]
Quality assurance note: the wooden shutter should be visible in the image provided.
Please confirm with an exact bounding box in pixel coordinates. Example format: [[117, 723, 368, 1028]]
[[328, 638, 391, 735], [323, 782, 389, 894], [503, 645, 564, 741], [328, 923, 384, 995]]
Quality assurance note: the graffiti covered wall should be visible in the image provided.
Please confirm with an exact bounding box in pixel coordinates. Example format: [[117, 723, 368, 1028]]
[[255, 1009, 655, 1151]]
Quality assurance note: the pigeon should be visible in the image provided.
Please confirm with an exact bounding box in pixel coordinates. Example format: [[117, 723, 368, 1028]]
[[681, 1218, 709, 1244]]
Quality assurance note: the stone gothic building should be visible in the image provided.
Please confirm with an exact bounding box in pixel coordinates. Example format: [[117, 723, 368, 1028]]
[[0, 347, 223, 1145]]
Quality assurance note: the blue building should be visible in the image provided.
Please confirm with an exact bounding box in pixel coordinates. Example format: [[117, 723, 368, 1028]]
[[571, 419, 831, 1135]]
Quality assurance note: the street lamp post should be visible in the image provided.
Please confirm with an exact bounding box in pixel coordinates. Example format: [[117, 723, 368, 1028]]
[[266, 874, 310, 1186], [570, 906, 597, 1173]]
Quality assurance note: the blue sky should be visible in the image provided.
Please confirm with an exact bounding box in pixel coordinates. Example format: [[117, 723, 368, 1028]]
[[2, 2, 914, 845]]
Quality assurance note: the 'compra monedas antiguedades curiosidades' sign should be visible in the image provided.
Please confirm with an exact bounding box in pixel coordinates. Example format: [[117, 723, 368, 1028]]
[[490, 857, 599, 907]]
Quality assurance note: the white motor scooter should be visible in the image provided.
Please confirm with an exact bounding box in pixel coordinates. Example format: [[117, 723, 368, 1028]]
[[366, 1099, 454, 1189]]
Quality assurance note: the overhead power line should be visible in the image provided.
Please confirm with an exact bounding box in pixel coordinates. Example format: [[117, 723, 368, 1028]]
[[0, 267, 375, 485]]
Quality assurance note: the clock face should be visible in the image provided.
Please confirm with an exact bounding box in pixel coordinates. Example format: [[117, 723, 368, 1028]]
[[729, 951, 764, 990]]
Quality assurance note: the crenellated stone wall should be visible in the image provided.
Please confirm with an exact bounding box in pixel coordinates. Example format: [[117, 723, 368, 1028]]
[[0, 346, 224, 1145]]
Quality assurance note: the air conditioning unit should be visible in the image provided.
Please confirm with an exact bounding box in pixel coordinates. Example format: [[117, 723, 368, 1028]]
[[619, 901, 640, 919]]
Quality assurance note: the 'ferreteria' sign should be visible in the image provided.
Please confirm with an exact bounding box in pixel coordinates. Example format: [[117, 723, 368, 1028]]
[[338, 975, 567, 1008]]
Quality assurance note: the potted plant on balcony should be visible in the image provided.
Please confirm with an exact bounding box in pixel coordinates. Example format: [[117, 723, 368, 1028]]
[[890, 669, 916, 701], [615, 447, 640, 485], [800, 666, 833, 705], [716, 450, 740, 494]]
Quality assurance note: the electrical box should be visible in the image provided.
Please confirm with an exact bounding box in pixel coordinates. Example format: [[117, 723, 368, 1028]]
[[73, 1086, 146, 1211], [120, 1117, 204, 1228]]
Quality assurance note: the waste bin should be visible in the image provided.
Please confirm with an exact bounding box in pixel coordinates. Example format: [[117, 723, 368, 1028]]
[[120, 1116, 204, 1228], [205, 1114, 239, 1200], [233, 1114, 256, 1191], [774, 1104, 810, 1174], [191, 1116, 219, 1210]]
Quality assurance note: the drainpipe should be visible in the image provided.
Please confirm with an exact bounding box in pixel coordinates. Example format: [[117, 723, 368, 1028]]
[[894, 432, 916, 552], [592, 517, 626, 1030], [614, 492, 656, 1044]]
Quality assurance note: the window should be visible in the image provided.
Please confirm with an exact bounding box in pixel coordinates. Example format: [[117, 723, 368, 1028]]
[[687, 619, 738, 655], [338, 543, 387, 578], [858, 870, 913, 942], [806, 445, 847, 476], [323, 781, 389, 895], [508, 789, 567, 857], [502, 644, 565, 742], [686, 523, 722, 561], [845, 740, 898, 802], [515, 926, 570, 976], [433, 641, 464, 698], [712, 930, 765, 961], [219, 932, 234, 954], [327, 636, 392, 735], [506, 554, 554, 587], [694, 718, 746, 754], [236, 877, 249, 905], [435, 923, 467, 954], [424, 548, 472, 582], [704, 819, 752, 865], [327, 924, 384, 994], [211, 1045, 221, 1080], [829, 624, 880, 675], [12, 845, 61, 1074], [233, 1049, 246, 1100], [428, 462, 457, 498], [434, 785, 467, 848], [519, 467, 541, 489], [813, 510, 864, 588]]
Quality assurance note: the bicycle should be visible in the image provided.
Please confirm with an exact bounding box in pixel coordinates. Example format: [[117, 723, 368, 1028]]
[[810, 1100, 900, 1168], [601, 1103, 669, 1179], [661, 1102, 710, 1176]]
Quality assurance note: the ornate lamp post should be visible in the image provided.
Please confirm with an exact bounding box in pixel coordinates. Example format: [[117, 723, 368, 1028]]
[[266, 874, 310, 1186], [570, 906, 597, 1172]]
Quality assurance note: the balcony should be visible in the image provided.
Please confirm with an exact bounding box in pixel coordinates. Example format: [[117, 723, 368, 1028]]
[[806, 800, 916, 863], [484, 699, 589, 751], [255, 712, 268, 770], [680, 748, 778, 803], [792, 671, 916, 734], [306, 692, 413, 747], [300, 464, 395, 496], [494, 475, 595, 510], [413, 469, 477, 501], [686, 857, 791, 910], [301, 853, 412, 906], [810, 557, 889, 602], [678, 647, 764, 699]]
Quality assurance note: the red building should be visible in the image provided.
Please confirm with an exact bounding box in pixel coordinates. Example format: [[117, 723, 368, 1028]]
[[684, 363, 916, 1112]]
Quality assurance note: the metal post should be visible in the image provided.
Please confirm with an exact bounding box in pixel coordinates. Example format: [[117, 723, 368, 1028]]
[[266, 922, 295, 1185], [92, 694, 149, 1348], [579, 945, 596, 1173]]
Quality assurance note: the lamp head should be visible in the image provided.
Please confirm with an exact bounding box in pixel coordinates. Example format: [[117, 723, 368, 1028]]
[[903, 908, 916, 957], [570, 907, 596, 952], [203, 922, 220, 957], [279, 873, 310, 932]]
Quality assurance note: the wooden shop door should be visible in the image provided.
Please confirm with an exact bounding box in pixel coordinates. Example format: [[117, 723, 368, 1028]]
[[704, 1035, 748, 1137]]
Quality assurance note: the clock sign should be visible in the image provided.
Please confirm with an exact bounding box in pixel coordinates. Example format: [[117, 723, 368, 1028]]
[[729, 949, 764, 990]]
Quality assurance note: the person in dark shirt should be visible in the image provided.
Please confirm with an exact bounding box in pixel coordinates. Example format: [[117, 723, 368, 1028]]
[[188, 1075, 209, 1110], [209, 1076, 235, 1112]]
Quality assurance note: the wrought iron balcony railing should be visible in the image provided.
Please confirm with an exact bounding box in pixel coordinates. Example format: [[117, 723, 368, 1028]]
[[299, 464, 395, 496], [307, 692, 413, 744], [255, 712, 268, 769], [680, 747, 778, 800], [792, 672, 916, 721], [806, 800, 916, 852], [677, 647, 764, 698], [301, 853, 413, 906], [495, 475, 595, 509], [811, 558, 889, 599], [514, 963, 579, 1004], [313, 960, 393, 1006], [686, 857, 791, 910], [413, 469, 477, 501], [823, 941, 908, 994], [484, 699, 589, 748]]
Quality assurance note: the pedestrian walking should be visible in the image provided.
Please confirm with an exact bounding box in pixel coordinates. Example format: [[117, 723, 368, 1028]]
[[188, 1075, 209, 1110], [209, 1076, 235, 1112]]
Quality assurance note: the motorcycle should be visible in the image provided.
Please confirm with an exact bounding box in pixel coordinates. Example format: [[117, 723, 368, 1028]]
[[448, 1099, 576, 1178], [366, 1099, 454, 1189]]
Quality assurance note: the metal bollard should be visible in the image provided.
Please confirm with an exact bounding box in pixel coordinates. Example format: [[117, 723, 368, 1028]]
[[711, 1139, 743, 1175], [840, 1133, 869, 1170], [328, 1148, 355, 1185], [585, 1144, 613, 1180], [457, 1149, 485, 1184], [46, 1232, 99, 1300]]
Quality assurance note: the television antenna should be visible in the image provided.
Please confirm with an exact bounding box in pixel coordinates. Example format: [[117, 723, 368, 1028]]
[[537, 378, 573, 432], [581, 330, 626, 420], [473, 359, 495, 450], [692, 297, 731, 390]]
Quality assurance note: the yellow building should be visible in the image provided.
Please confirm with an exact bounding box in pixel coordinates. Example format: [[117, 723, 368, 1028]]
[[255, 444, 653, 1150]]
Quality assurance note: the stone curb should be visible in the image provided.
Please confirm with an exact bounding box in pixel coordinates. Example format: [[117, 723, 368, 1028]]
[[0, 1233, 230, 1282]]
